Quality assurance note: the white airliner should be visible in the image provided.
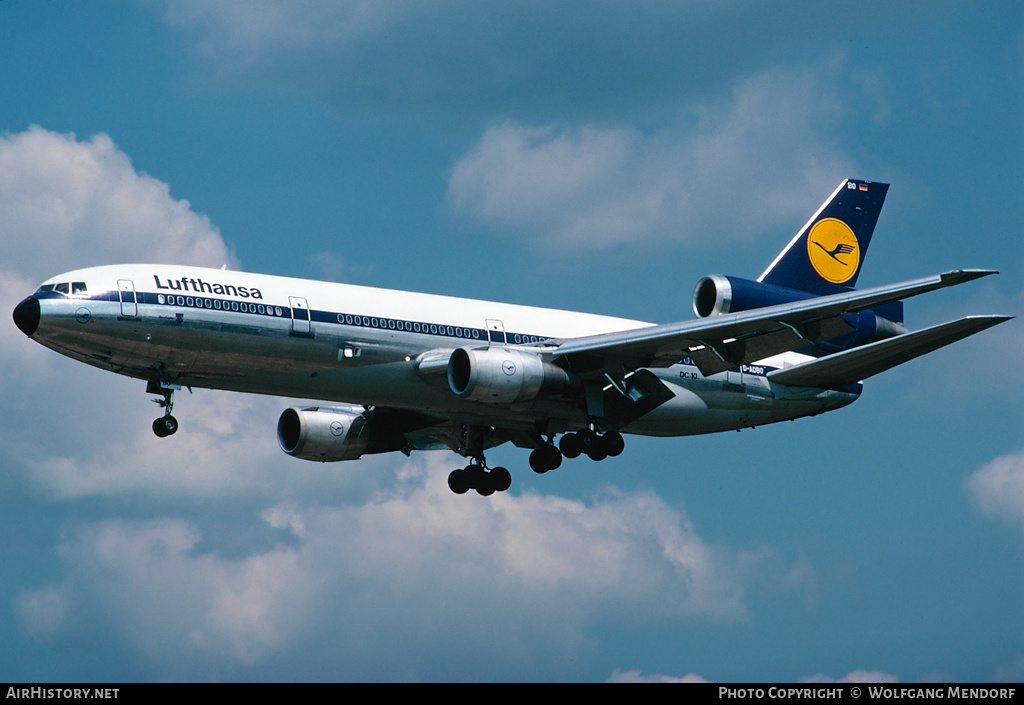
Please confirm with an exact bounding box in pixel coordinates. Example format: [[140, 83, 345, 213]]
[[13, 179, 1010, 495]]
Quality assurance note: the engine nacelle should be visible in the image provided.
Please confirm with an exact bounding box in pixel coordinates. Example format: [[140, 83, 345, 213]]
[[277, 407, 369, 462], [447, 347, 575, 404], [691, 274, 907, 349], [692, 275, 815, 318]]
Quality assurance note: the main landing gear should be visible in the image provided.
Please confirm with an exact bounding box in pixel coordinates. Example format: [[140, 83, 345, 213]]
[[149, 382, 179, 438], [446, 425, 626, 495]]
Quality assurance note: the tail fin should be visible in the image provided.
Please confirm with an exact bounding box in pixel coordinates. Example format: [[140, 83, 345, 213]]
[[758, 179, 889, 295]]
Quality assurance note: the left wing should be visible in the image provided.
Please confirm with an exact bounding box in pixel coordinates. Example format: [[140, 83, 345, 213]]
[[550, 269, 997, 377], [766, 315, 1011, 388]]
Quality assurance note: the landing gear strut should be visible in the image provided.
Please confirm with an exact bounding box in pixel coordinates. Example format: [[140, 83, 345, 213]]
[[148, 381, 179, 438]]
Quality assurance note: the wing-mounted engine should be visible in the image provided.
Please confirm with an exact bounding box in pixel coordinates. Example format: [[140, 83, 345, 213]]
[[277, 407, 369, 461], [447, 347, 578, 404], [692, 274, 906, 351]]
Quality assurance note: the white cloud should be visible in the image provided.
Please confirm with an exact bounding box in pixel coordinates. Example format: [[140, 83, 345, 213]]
[[16, 456, 761, 680], [965, 449, 1024, 528], [0, 126, 234, 282], [162, 0, 417, 69], [0, 127, 284, 500], [0, 127, 233, 380], [800, 670, 899, 683], [446, 65, 857, 251], [994, 654, 1024, 682], [607, 669, 711, 683]]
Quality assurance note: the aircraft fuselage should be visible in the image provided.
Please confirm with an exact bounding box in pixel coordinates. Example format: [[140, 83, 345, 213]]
[[15, 263, 856, 439]]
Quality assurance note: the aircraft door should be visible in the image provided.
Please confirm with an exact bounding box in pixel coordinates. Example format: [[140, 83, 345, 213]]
[[485, 319, 506, 346], [118, 279, 137, 317], [289, 296, 311, 336], [289, 296, 312, 336]]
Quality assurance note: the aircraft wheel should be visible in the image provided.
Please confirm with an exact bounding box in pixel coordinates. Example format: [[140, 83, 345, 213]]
[[475, 475, 496, 496], [530, 446, 562, 473], [153, 415, 178, 437], [604, 431, 624, 457], [586, 444, 608, 462], [448, 468, 470, 494], [152, 417, 168, 438], [578, 428, 599, 451], [491, 467, 512, 492], [559, 433, 582, 459], [530, 449, 550, 473]]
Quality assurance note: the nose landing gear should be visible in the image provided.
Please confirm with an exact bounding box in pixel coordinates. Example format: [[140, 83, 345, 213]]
[[148, 379, 179, 438]]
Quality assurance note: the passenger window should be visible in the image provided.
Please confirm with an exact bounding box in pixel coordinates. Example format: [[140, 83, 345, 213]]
[[54, 282, 69, 294]]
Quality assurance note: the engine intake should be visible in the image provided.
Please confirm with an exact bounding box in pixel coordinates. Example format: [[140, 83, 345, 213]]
[[448, 347, 576, 404], [277, 407, 369, 462], [692, 275, 816, 318]]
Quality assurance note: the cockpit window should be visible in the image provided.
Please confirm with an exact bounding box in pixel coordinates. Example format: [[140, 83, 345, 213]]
[[54, 282, 69, 294], [36, 284, 55, 293], [72, 282, 88, 294]]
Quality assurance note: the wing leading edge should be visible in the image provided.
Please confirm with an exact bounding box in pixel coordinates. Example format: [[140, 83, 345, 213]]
[[551, 269, 1001, 377]]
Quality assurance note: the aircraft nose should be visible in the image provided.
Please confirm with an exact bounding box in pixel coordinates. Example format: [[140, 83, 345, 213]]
[[13, 296, 40, 336]]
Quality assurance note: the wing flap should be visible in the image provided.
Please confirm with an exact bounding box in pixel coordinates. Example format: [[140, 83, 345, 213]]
[[686, 314, 856, 376], [766, 315, 1012, 389]]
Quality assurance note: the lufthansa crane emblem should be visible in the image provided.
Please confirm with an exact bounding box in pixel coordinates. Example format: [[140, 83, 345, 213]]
[[807, 218, 860, 284], [330, 420, 345, 436], [502, 360, 517, 376]]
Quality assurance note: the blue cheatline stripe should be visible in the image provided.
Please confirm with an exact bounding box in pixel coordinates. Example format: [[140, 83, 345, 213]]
[[76, 289, 557, 347]]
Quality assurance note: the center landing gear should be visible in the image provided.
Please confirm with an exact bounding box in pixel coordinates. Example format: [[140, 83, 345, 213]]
[[558, 427, 624, 462], [448, 458, 512, 496], [148, 380, 179, 438], [529, 441, 562, 473]]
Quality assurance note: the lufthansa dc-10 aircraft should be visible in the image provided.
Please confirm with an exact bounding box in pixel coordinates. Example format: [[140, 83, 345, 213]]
[[13, 179, 1011, 496]]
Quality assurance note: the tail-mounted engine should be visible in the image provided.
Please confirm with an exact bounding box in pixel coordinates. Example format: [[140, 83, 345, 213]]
[[277, 407, 369, 462], [692, 274, 906, 349], [447, 347, 577, 404], [692, 275, 818, 318]]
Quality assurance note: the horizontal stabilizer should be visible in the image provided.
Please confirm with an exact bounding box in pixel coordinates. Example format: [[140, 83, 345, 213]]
[[767, 315, 1012, 388]]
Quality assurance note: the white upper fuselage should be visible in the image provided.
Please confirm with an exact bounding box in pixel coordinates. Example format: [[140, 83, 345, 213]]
[[23, 264, 852, 438]]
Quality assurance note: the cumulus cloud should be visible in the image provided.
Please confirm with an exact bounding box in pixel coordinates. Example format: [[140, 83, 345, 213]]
[[446, 65, 857, 251], [0, 127, 276, 499], [0, 126, 234, 281], [800, 670, 899, 683], [162, 0, 415, 69], [965, 449, 1024, 528], [0, 126, 233, 375], [16, 456, 760, 680], [607, 669, 710, 683]]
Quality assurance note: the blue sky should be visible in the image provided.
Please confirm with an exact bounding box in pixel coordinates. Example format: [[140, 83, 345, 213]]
[[0, 1, 1021, 683]]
